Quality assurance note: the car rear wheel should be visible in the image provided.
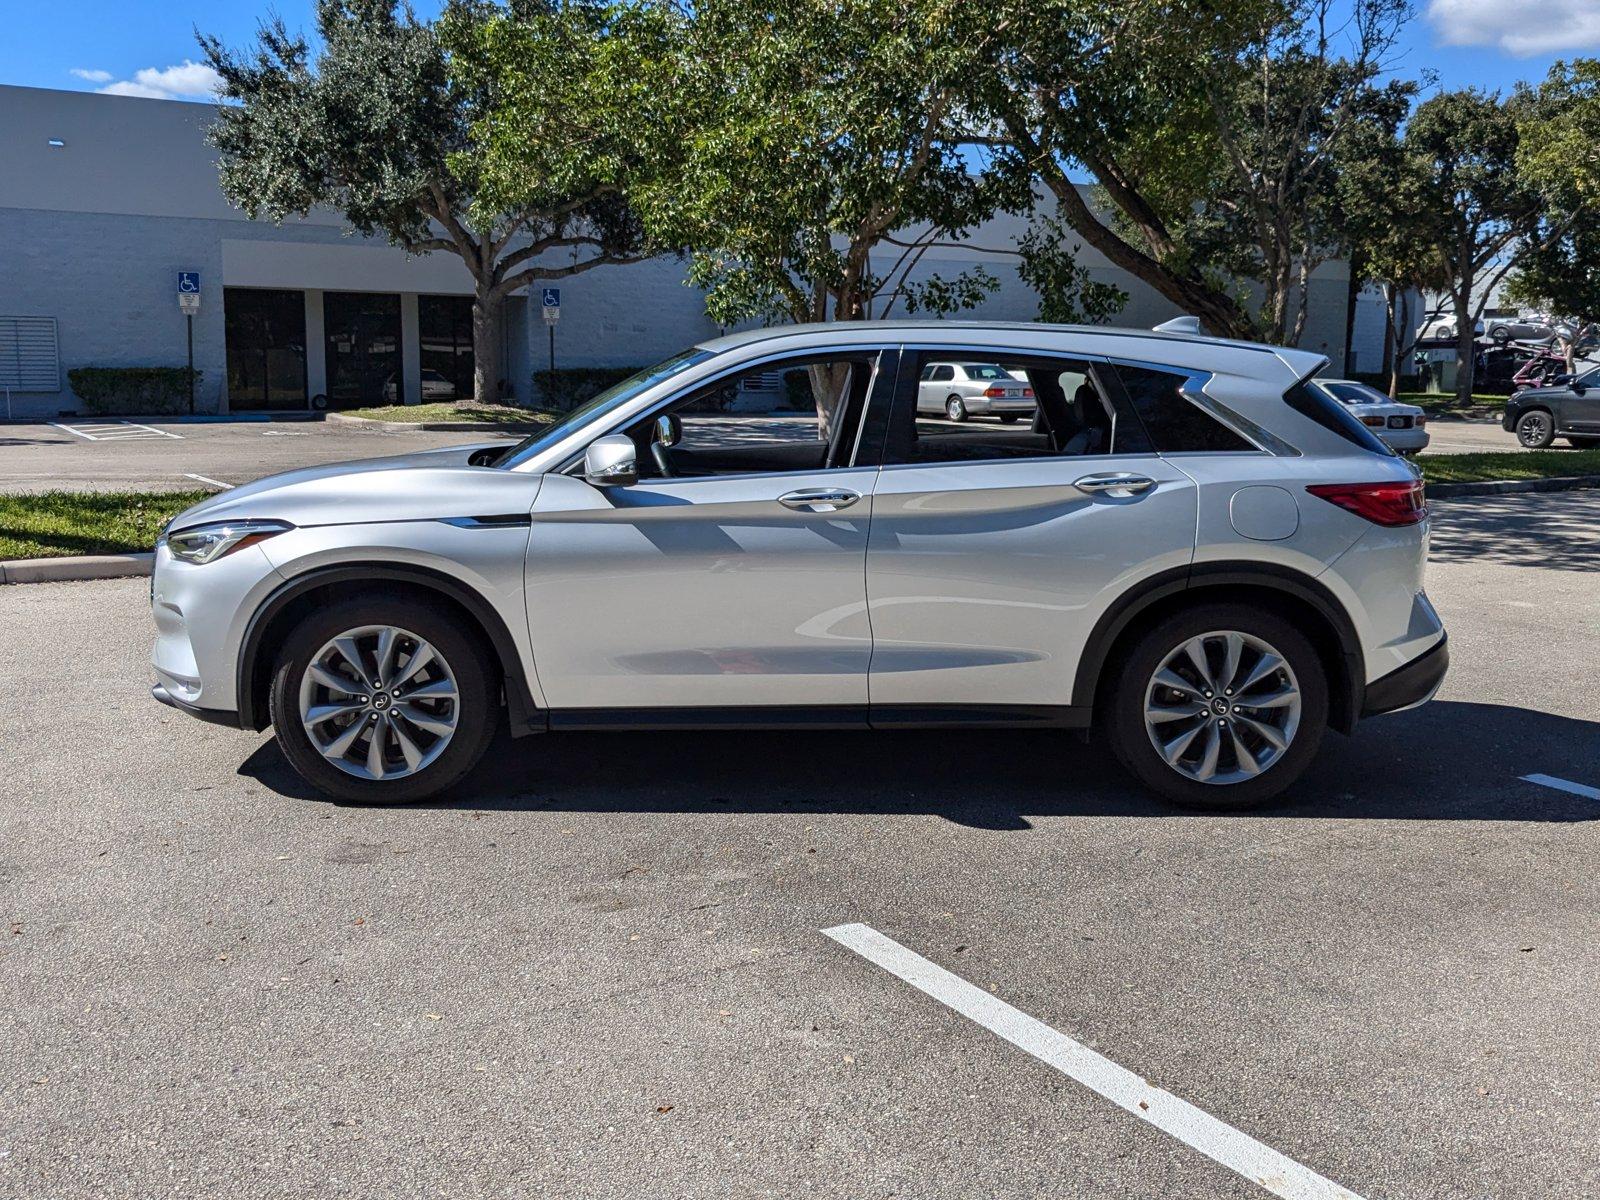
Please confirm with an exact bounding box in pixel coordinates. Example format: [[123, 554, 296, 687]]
[[1105, 605, 1328, 810], [269, 596, 499, 803], [945, 396, 968, 422], [1516, 409, 1556, 449], [998, 414, 1020, 424]]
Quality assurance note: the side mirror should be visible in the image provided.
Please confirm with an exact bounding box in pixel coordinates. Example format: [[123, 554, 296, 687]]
[[1573, 380, 1588, 395], [583, 434, 638, 487], [653, 413, 682, 447]]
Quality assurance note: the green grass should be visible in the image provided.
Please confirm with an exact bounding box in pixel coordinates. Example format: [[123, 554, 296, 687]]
[[1419, 449, 1600, 485], [340, 402, 556, 427], [1397, 392, 1508, 408], [0, 489, 211, 561]]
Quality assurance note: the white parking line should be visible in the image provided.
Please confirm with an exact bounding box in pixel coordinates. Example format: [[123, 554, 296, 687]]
[[49, 420, 182, 442], [823, 923, 1366, 1200], [1521, 773, 1600, 801], [183, 473, 230, 489]]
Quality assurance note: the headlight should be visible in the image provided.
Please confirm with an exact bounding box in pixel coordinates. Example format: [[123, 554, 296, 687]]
[[163, 519, 294, 565]]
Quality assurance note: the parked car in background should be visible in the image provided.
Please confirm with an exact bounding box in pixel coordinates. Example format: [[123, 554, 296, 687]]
[[1503, 366, 1600, 448], [1416, 312, 1553, 345], [917, 361, 1036, 422], [1315, 379, 1429, 455], [1415, 312, 1482, 343], [149, 320, 1445, 811], [381, 369, 458, 404]]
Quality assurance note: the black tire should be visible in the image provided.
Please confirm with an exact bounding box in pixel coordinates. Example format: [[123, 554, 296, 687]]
[[1566, 436, 1600, 449], [998, 414, 1020, 424], [1516, 409, 1556, 449], [1103, 604, 1329, 811], [945, 395, 968, 422], [1491, 325, 1513, 344], [268, 595, 499, 803]]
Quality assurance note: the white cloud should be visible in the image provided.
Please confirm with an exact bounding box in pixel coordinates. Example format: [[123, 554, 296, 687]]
[[94, 60, 224, 102], [1426, 0, 1600, 56], [70, 68, 113, 83]]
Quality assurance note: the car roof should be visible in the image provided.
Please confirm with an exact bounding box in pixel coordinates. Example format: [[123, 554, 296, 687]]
[[694, 320, 1325, 384]]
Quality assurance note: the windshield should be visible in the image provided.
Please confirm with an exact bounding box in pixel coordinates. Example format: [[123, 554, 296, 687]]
[[961, 364, 1014, 380], [494, 348, 715, 469], [1325, 381, 1386, 406]]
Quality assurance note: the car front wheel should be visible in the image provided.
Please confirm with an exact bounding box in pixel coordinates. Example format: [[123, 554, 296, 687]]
[[268, 596, 499, 803], [1516, 409, 1556, 449], [1105, 605, 1328, 810]]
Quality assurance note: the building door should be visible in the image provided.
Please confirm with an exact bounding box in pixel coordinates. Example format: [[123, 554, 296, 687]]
[[224, 288, 307, 411], [324, 292, 402, 408], [419, 295, 474, 401]]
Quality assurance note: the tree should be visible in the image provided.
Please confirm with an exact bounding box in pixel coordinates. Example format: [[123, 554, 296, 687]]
[[978, 0, 1408, 344], [1404, 88, 1544, 404], [201, 0, 652, 404]]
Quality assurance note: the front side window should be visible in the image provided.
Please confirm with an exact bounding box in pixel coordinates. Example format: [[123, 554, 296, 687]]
[[887, 350, 1139, 465], [1115, 364, 1256, 453], [624, 351, 883, 480]]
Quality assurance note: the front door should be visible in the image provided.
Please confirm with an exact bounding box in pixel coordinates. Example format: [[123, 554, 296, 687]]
[[525, 349, 894, 714], [1565, 368, 1600, 433], [864, 348, 1200, 714]]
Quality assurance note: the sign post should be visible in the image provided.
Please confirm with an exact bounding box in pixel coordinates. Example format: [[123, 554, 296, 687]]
[[541, 287, 561, 384], [177, 272, 201, 414]]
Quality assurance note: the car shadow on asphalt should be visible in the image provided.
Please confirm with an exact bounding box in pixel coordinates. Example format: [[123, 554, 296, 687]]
[[236, 700, 1600, 828], [1430, 492, 1600, 571]]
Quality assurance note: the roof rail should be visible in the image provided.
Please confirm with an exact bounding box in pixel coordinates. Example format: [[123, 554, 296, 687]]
[[1152, 315, 1203, 335]]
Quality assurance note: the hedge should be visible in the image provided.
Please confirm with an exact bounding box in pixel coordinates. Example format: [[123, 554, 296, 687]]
[[532, 366, 645, 411], [67, 367, 200, 416]]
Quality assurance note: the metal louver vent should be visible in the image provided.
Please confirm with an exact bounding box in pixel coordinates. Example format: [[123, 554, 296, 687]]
[[0, 317, 61, 391]]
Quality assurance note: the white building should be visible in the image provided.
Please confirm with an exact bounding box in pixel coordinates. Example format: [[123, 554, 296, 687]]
[[0, 84, 1387, 419]]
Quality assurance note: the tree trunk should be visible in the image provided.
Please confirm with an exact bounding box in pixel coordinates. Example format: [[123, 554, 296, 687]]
[[472, 290, 505, 405], [1343, 249, 1363, 376], [1382, 282, 1397, 397], [1452, 285, 1476, 407]]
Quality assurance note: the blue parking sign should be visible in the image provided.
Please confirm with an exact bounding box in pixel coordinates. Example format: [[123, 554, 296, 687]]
[[541, 287, 560, 308], [177, 271, 201, 293]]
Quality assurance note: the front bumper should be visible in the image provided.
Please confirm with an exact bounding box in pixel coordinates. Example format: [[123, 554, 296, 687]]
[[1362, 633, 1449, 717], [151, 683, 241, 728]]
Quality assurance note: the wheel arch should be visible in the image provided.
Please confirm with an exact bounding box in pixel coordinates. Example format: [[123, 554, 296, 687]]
[[237, 564, 542, 736], [1072, 563, 1365, 735]]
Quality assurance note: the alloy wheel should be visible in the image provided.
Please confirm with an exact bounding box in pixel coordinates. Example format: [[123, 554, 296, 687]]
[[297, 624, 460, 781], [1517, 412, 1550, 447], [1142, 630, 1303, 785]]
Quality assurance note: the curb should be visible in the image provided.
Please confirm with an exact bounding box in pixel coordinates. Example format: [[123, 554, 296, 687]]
[[0, 552, 154, 585], [1428, 474, 1600, 498], [325, 412, 533, 435]]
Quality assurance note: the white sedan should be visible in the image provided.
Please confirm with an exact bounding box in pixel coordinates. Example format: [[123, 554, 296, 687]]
[[917, 361, 1036, 422], [382, 369, 458, 404], [1316, 378, 1429, 454]]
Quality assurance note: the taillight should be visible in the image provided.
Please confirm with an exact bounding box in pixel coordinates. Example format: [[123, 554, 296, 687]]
[[1362, 415, 1386, 427], [1307, 480, 1427, 527], [983, 386, 1006, 397], [1022, 387, 1035, 397]]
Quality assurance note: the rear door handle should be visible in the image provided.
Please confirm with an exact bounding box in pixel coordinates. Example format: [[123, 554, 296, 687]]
[[1074, 472, 1157, 496], [778, 488, 861, 513]]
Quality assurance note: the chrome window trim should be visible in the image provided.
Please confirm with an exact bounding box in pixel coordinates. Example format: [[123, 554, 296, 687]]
[[1113, 356, 1300, 458], [553, 345, 895, 479]]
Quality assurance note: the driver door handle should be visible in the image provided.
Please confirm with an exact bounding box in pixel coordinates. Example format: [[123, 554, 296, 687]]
[[778, 488, 861, 513], [1074, 472, 1156, 496]]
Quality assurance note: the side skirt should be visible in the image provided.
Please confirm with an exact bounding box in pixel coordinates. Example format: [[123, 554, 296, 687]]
[[542, 704, 1091, 732]]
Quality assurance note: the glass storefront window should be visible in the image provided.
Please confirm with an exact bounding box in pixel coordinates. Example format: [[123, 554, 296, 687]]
[[224, 288, 307, 411], [419, 295, 474, 402], [324, 292, 402, 408]]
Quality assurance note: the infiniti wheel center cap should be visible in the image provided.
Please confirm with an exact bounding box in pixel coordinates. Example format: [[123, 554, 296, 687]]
[[372, 693, 392, 711], [1210, 698, 1230, 716]]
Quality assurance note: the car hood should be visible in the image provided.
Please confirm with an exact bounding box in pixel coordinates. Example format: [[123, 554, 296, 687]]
[[166, 442, 542, 531]]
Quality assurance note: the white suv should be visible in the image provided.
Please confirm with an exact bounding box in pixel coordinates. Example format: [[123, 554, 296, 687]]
[[151, 321, 1447, 809]]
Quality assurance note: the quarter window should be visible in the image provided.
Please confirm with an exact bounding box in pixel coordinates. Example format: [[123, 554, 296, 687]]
[[1115, 364, 1255, 453]]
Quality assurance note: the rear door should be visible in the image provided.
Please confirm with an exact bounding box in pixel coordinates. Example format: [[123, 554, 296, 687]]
[[863, 347, 1199, 716]]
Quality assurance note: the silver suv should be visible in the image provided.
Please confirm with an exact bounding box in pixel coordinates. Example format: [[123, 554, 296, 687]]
[[151, 321, 1447, 809]]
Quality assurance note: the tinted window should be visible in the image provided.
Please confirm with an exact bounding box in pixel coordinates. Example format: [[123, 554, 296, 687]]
[[1285, 380, 1394, 456], [1115, 364, 1255, 452]]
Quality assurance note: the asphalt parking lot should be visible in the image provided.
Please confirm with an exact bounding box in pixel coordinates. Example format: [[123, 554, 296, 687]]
[[1, 490, 1597, 1199], [0, 418, 511, 495]]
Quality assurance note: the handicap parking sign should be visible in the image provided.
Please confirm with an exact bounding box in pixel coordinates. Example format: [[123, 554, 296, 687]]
[[177, 272, 201, 293], [541, 287, 560, 308]]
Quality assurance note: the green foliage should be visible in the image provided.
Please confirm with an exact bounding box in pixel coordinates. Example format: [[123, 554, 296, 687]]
[[1016, 215, 1128, 325], [67, 367, 200, 415], [620, 0, 1016, 326], [0, 490, 212, 561], [532, 365, 648, 411]]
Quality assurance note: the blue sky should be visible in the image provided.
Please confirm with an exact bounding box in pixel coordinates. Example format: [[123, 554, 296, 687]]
[[3, 1, 1598, 101]]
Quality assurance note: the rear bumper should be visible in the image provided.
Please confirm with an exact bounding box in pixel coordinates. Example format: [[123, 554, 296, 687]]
[[1362, 633, 1448, 717]]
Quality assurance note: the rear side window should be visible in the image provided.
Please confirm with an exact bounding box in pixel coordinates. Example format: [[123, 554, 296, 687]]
[[1285, 380, 1394, 456], [1114, 364, 1255, 452]]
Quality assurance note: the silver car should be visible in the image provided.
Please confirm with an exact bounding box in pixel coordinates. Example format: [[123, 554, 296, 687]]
[[151, 320, 1447, 809], [917, 361, 1036, 422], [1315, 379, 1429, 454]]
